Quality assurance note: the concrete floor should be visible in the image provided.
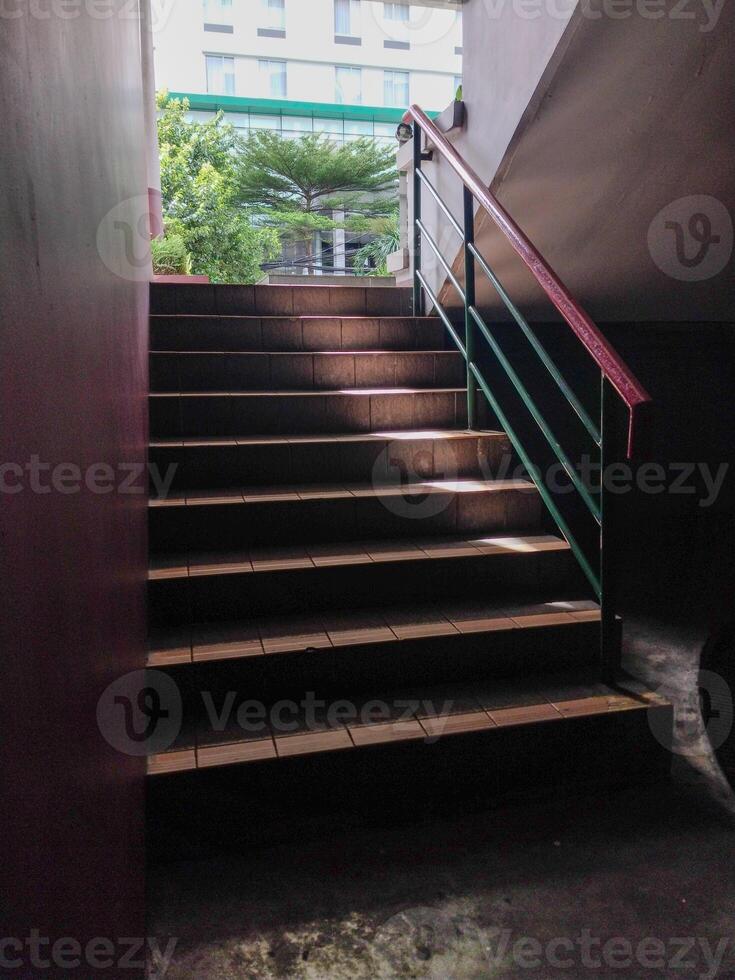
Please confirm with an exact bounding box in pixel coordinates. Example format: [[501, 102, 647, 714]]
[[146, 514, 735, 979]]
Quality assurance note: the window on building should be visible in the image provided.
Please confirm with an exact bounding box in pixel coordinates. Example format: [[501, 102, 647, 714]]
[[203, 0, 232, 24], [335, 66, 362, 105], [259, 59, 287, 98], [344, 119, 374, 142], [382, 1, 409, 46], [315, 117, 345, 142], [334, 0, 361, 37], [260, 0, 285, 32], [205, 54, 235, 95], [383, 2, 409, 23], [384, 69, 409, 107]]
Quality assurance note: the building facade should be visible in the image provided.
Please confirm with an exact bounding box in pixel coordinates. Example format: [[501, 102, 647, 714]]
[[153, 0, 463, 132], [153, 0, 462, 274]]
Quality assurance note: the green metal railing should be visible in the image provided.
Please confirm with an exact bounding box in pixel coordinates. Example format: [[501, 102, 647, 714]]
[[406, 105, 653, 680]]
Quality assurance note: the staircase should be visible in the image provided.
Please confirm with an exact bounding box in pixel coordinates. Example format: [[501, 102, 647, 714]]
[[146, 282, 671, 839]]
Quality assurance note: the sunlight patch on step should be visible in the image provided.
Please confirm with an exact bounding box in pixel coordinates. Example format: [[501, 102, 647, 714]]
[[337, 388, 416, 395], [373, 430, 459, 440], [422, 480, 491, 493], [475, 536, 538, 553]]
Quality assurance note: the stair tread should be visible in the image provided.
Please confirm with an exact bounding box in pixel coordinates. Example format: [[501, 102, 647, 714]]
[[150, 349, 459, 355], [149, 477, 537, 509], [150, 428, 504, 448], [148, 595, 598, 666], [149, 314, 441, 321], [150, 387, 465, 397], [147, 671, 668, 775], [148, 531, 568, 580]]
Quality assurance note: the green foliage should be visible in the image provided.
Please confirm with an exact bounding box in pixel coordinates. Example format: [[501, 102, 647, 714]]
[[150, 233, 192, 276], [234, 130, 398, 250], [353, 213, 401, 277], [157, 94, 280, 283]]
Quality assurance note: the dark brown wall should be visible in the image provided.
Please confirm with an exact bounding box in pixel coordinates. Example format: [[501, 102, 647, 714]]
[[1, 4, 149, 973]]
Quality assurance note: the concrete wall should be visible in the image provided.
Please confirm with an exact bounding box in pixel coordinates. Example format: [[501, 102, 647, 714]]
[[415, 0, 734, 321], [409, 0, 575, 299], [0, 2, 149, 973], [467, 0, 735, 321]]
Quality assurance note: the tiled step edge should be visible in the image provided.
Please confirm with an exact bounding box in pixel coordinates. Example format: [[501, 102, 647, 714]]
[[147, 682, 669, 775], [149, 478, 537, 514], [148, 592, 595, 666], [149, 527, 556, 584], [149, 429, 505, 449]]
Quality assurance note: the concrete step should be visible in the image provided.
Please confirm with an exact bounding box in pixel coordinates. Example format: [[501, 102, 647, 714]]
[[148, 597, 601, 699], [150, 350, 465, 392], [150, 283, 413, 318], [148, 478, 542, 555], [149, 388, 479, 438], [149, 595, 600, 668], [148, 533, 574, 628], [149, 316, 447, 353], [149, 430, 511, 494], [146, 673, 672, 798]]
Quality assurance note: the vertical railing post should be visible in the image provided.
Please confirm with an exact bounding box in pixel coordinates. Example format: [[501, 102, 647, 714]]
[[463, 186, 477, 430], [412, 121, 425, 317], [599, 375, 622, 682]]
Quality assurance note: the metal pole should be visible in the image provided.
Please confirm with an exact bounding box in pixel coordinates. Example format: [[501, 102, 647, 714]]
[[463, 186, 477, 430], [600, 375, 621, 682], [412, 121, 424, 317]]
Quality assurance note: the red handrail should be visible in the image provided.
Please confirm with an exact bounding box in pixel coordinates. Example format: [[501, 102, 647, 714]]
[[403, 104, 652, 459]]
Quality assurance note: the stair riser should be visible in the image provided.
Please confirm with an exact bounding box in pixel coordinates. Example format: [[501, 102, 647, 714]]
[[149, 489, 542, 553], [150, 391, 470, 438], [151, 283, 413, 318], [149, 434, 510, 493], [150, 352, 465, 392], [149, 551, 571, 626], [159, 621, 601, 702], [150, 317, 447, 353], [147, 705, 673, 851]]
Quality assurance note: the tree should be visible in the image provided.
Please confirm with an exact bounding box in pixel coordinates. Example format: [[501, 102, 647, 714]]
[[157, 94, 279, 283], [353, 211, 400, 276], [234, 130, 398, 267]]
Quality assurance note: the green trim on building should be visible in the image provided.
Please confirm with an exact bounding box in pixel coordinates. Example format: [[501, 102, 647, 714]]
[[166, 91, 439, 123]]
